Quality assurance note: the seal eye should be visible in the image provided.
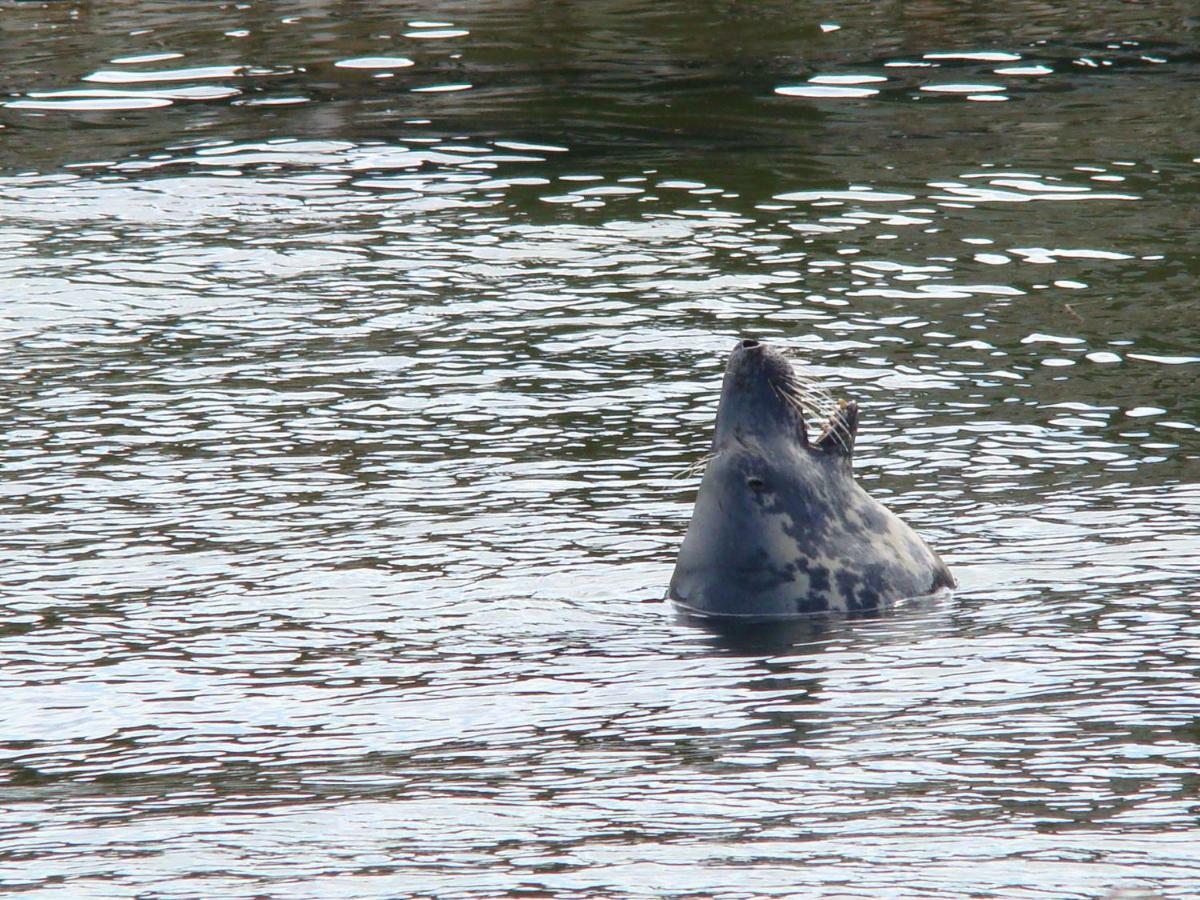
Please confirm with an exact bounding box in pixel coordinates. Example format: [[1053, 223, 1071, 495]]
[[747, 477, 767, 492]]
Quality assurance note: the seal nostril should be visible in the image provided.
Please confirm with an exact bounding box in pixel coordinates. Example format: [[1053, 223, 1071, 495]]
[[740, 338, 760, 350], [747, 477, 767, 492]]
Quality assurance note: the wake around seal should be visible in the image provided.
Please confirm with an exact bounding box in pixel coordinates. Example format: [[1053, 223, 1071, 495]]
[[669, 338, 955, 620]]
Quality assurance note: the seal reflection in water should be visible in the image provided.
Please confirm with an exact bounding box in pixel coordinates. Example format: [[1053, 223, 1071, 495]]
[[670, 338, 955, 620]]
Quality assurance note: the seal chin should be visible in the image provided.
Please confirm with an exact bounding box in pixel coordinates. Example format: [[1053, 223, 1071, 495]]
[[668, 337, 954, 620]]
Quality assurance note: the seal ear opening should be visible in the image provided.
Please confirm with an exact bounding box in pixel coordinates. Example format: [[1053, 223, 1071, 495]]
[[815, 400, 857, 460]]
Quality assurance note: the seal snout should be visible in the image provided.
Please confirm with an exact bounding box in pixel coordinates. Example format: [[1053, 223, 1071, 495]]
[[714, 337, 810, 449], [727, 336, 793, 393]]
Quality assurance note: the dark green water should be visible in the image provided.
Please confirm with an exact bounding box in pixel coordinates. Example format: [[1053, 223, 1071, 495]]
[[2, 2, 1199, 897]]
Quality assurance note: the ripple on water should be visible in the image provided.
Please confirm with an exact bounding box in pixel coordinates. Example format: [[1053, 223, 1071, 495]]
[[2, 5, 1200, 897], [775, 85, 880, 99], [81, 65, 266, 83], [334, 56, 416, 70]]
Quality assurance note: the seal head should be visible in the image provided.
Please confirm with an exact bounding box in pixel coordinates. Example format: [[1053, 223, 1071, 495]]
[[669, 338, 954, 620]]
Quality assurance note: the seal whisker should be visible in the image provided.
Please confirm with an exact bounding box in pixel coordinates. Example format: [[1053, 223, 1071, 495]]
[[817, 399, 854, 453], [776, 384, 825, 441], [674, 450, 720, 480], [818, 418, 850, 452], [772, 383, 807, 421], [779, 386, 809, 419], [777, 380, 832, 435], [773, 363, 853, 453], [780, 374, 836, 420]]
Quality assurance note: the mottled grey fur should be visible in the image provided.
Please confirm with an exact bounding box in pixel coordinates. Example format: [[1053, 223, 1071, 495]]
[[670, 338, 954, 620]]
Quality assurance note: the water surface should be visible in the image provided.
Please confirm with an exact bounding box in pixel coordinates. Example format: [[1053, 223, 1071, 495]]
[[2, 1, 1199, 897]]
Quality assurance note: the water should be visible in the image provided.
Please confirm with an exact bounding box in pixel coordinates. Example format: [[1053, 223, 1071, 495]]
[[2, 2, 1199, 897]]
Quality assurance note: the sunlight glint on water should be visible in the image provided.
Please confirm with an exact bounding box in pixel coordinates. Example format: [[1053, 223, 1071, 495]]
[[1, 1, 1199, 897]]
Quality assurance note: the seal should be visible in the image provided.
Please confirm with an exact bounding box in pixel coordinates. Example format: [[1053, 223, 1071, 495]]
[[669, 338, 954, 620]]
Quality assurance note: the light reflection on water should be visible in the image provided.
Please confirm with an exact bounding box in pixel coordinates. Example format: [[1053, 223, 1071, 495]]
[[1, 1, 1199, 897]]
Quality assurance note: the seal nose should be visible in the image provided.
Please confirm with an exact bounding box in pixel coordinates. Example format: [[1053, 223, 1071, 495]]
[[740, 338, 761, 350]]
